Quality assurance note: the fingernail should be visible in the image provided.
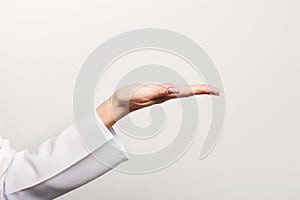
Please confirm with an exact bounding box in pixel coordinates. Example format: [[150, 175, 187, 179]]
[[168, 87, 179, 94]]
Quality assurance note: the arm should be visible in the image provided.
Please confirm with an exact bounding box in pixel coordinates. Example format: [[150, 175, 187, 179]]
[[1, 111, 128, 200], [0, 83, 219, 200]]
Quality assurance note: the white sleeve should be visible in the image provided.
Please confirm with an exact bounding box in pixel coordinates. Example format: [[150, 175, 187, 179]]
[[0, 112, 129, 200]]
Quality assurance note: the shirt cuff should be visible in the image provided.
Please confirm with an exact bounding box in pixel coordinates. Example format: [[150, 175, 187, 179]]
[[93, 111, 129, 164], [3, 112, 129, 198]]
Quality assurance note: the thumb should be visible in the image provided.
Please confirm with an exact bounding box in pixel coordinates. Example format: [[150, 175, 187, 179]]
[[153, 84, 179, 98], [155, 86, 170, 98], [168, 87, 180, 94]]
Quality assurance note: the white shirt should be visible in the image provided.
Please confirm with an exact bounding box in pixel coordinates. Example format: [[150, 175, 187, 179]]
[[0, 112, 128, 200]]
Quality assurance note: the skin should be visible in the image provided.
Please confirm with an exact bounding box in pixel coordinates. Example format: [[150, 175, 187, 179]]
[[96, 83, 220, 128]]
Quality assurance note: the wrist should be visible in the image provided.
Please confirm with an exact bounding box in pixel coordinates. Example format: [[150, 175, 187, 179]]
[[96, 97, 116, 128], [96, 96, 128, 128]]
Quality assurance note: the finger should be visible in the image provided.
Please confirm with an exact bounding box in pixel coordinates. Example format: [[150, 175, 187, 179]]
[[152, 85, 170, 98], [168, 84, 220, 99], [159, 83, 180, 94], [191, 84, 220, 96], [153, 82, 182, 98]]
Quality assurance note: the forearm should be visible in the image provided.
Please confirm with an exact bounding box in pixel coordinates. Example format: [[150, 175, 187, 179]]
[[2, 116, 128, 199]]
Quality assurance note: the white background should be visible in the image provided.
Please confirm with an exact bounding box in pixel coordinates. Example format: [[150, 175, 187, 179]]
[[0, 0, 300, 199]]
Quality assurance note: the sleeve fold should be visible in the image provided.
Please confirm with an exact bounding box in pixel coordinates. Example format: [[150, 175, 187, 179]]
[[0, 112, 128, 200]]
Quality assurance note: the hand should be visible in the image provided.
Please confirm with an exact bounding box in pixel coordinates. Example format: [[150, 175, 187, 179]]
[[96, 83, 220, 128]]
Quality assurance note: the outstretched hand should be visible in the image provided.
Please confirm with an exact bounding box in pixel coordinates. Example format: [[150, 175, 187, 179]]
[[96, 83, 220, 128]]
